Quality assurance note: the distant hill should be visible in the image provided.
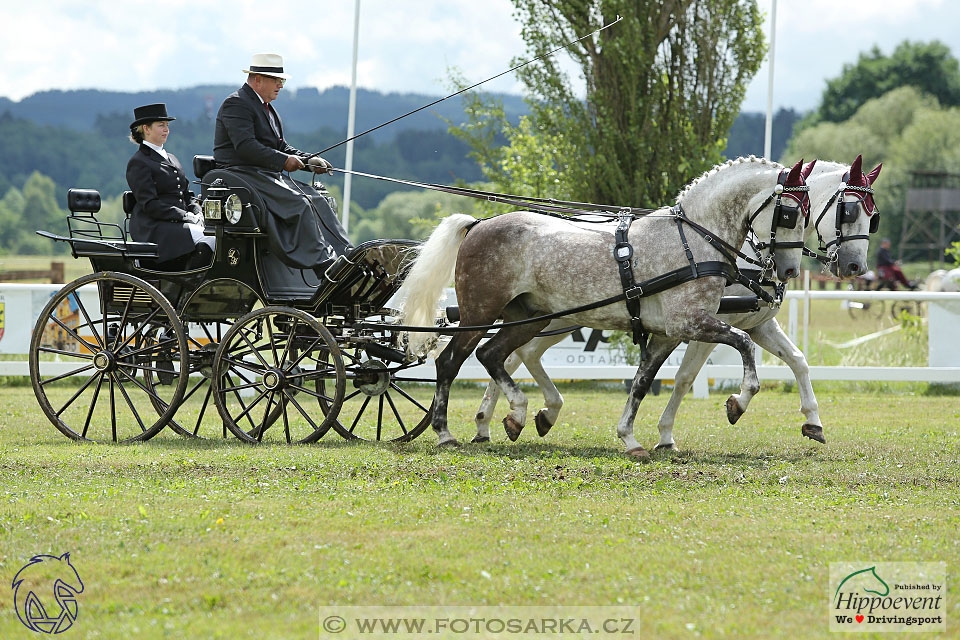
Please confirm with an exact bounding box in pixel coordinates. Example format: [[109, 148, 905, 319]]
[[0, 85, 530, 143], [0, 85, 799, 209]]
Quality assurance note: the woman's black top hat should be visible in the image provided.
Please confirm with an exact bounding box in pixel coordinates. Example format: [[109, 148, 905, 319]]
[[130, 103, 176, 129]]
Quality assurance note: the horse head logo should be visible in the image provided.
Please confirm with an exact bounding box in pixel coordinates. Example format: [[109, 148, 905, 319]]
[[834, 565, 890, 600], [12, 553, 84, 634]]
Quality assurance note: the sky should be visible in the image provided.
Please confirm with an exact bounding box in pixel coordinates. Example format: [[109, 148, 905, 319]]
[[1, 0, 959, 115]]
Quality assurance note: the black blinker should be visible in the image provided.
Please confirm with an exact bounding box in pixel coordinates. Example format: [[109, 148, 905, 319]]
[[869, 212, 880, 233], [777, 202, 800, 229], [839, 200, 860, 225]]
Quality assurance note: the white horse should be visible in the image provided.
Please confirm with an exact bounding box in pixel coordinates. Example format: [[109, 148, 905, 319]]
[[470, 155, 882, 448], [399, 157, 812, 459]]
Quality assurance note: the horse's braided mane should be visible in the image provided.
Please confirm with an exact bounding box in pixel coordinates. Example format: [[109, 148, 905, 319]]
[[676, 155, 785, 203]]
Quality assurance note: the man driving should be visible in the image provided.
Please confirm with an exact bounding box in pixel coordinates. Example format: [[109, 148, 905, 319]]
[[213, 53, 351, 275]]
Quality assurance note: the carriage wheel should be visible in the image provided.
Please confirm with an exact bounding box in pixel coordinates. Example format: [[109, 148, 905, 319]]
[[29, 272, 189, 443], [320, 345, 435, 443], [846, 299, 885, 321], [212, 307, 345, 444], [143, 321, 231, 439]]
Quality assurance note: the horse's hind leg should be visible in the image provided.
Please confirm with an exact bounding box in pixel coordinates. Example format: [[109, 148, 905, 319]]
[[433, 329, 488, 446], [655, 341, 715, 450], [473, 332, 565, 442], [475, 319, 550, 442], [748, 319, 825, 443], [618, 335, 681, 460]]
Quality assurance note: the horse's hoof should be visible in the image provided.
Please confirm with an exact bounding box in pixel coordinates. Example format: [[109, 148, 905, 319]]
[[534, 410, 553, 437], [626, 446, 651, 463], [437, 438, 461, 448], [653, 442, 676, 451], [725, 395, 744, 425], [503, 416, 524, 442], [470, 435, 490, 444], [801, 424, 826, 444]]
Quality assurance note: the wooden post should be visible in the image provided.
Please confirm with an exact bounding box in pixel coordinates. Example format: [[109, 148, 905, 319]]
[[51, 261, 64, 284]]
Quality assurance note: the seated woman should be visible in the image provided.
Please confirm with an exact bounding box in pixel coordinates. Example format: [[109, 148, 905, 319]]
[[125, 103, 215, 270]]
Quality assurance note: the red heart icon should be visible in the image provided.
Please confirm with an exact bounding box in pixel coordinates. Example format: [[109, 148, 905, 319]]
[[856, 615, 864, 623]]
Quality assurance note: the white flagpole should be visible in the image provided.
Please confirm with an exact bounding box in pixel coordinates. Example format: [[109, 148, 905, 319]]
[[763, 0, 777, 159], [342, 0, 361, 234]]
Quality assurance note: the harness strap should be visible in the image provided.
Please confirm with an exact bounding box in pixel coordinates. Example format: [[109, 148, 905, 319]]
[[614, 216, 649, 356]]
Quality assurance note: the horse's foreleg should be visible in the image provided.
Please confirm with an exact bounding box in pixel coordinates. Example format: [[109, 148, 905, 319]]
[[655, 341, 715, 450], [673, 311, 759, 425], [618, 336, 680, 460], [748, 319, 825, 443], [433, 330, 488, 446], [513, 332, 567, 437], [475, 321, 550, 442]]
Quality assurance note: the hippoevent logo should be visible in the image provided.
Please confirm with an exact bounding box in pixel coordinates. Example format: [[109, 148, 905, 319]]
[[829, 562, 945, 633], [12, 553, 84, 634]]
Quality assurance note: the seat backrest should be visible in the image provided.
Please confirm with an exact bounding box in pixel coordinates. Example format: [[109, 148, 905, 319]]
[[122, 190, 136, 215], [67, 188, 101, 214], [193, 155, 216, 180]]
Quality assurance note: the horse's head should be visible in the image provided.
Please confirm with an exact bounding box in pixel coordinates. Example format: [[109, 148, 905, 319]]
[[745, 158, 811, 281], [810, 154, 882, 277]]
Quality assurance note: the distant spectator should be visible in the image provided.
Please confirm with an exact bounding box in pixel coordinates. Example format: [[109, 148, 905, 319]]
[[876, 238, 915, 290]]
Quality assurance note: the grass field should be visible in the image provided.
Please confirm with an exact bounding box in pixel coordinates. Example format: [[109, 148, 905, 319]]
[[0, 382, 957, 639]]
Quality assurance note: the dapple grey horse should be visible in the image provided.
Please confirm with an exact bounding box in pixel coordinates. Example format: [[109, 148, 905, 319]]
[[469, 156, 882, 449], [398, 157, 812, 459]]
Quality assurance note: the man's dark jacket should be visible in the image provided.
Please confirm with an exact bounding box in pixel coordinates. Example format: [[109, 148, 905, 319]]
[[213, 83, 349, 268], [125, 145, 201, 263]]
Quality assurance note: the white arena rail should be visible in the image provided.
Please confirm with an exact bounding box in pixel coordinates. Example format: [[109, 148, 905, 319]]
[[5, 283, 960, 399]]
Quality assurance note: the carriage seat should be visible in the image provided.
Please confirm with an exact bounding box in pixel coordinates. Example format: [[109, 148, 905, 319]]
[[193, 155, 216, 180], [48, 188, 159, 258]]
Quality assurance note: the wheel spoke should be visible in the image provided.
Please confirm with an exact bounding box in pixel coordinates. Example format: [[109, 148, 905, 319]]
[[239, 324, 272, 370], [111, 371, 147, 433], [282, 389, 322, 434], [72, 292, 106, 349], [264, 315, 281, 366], [48, 314, 100, 354], [225, 373, 260, 433], [37, 345, 95, 360], [385, 392, 409, 435], [286, 383, 337, 403], [281, 394, 292, 443], [389, 382, 429, 412], [81, 373, 106, 439], [278, 319, 298, 367], [377, 395, 385, 441], [54, 370, 103, 417], [256, 391, 276, 442], [114, 307, 164, 353], [39, 363, 95, 387], [349, 395, 373, 433], [229, 386, 271, 425], [111, 292, 136, 351], [193, 382, 214, 437], [110, 376, 117, 442]]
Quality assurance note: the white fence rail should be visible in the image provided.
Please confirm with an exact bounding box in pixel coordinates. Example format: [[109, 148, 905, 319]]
[[5, 284, 960, 399]]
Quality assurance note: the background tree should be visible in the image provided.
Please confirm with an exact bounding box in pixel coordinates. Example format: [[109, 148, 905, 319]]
[[453, 1, 765, 208], [785, 85, 960, 254], [804, 40, 960, 126]]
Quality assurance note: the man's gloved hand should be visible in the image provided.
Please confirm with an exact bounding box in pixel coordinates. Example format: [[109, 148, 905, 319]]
[[283, 154, 306, 172], [184, 212, 203, 225], [307, 156, 333, 174]]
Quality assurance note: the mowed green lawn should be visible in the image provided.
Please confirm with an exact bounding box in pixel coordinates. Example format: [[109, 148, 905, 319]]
[[0, 383, 957, 639]]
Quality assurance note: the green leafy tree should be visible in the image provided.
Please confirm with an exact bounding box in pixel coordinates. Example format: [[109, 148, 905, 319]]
[[455, 1, 765, 208], [806, 40, 960, 126], [785, 85, 960, 252]]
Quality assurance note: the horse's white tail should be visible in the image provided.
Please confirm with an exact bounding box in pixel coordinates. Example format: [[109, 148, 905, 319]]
[[397, 213, 477, 356]]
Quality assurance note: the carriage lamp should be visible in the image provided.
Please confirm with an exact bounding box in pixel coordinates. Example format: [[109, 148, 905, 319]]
[[203, 198, 222, 221], [225, 194, 243, 224]]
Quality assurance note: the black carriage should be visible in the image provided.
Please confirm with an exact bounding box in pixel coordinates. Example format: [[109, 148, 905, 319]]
[[30, 156, 435, 445]]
